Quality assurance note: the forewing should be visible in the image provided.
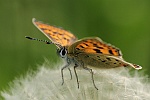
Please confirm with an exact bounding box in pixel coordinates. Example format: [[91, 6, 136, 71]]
[[72, 37, 122, 57], [32, 18, 77, 47]]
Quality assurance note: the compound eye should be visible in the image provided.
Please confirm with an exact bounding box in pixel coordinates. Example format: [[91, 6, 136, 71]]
[[59, 47, 67, 58]]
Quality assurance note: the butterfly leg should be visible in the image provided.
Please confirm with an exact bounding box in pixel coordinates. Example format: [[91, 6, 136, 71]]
[[73, 64, 80, 89], [68, 68, 72, 80], [83, 67, 98, 90], [61, 59, 71, 85]]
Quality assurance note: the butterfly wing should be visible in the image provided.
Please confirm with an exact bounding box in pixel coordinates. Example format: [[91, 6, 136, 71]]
[[73, 53, 123, 68], [77, 53, 142, 69], [68, 37, 142, 69], [68, 37, 122, 57], [32, 18, 77, 48]]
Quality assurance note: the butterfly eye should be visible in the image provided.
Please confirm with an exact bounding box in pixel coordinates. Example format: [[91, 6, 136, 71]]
[[57, 47, 67, 58]]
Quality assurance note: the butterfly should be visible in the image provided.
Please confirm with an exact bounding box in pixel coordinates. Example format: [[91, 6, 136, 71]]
[[26, 18, 142, 90]]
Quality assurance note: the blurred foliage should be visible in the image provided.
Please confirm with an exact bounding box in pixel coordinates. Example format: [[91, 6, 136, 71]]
[[0, 0, 150, 94]]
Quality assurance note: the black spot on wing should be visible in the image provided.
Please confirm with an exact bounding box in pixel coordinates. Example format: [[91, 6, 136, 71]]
[[83, 43, 89, 46], [93, 49, 102, 53], [76, 48, 80, 50], [93, 43, 98, 47], [80, 45, 84, 48], [63, 37, 69, 41], [108, 49, 113, 55], [106, 57, 111, 61], [97, 56, 100, 58], [53, 32, 57, 34], [40, 28, 47, 30], [115, 59, 119, 61], [102, 60, 106, 62]]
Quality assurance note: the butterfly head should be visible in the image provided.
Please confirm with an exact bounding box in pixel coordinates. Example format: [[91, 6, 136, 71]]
[[57, 47, 68, 58]]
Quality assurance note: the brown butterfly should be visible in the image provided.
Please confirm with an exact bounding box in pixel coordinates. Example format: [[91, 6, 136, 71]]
[[26, 18, 142, 90]]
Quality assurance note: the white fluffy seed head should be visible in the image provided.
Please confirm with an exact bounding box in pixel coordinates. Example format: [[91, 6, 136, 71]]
[[1, 62, 150, 100]]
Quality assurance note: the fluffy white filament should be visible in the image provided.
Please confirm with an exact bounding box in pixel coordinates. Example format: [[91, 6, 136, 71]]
[[1, 62, 150, 100]]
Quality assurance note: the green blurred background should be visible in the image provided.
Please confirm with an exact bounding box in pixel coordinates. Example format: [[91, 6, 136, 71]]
[[0, 0, 150, 95]]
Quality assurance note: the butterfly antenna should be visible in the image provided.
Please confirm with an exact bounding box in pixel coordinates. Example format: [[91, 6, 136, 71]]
[[25, 36, 52, 44], [25, 36, 63, 48]]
